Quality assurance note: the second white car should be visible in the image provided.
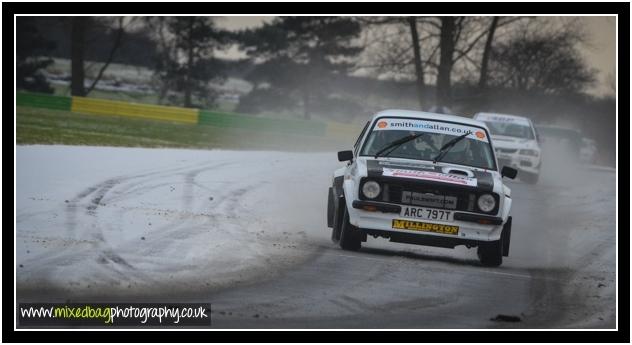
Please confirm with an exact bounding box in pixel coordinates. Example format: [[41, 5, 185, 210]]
[[473, 112, 541, 184]]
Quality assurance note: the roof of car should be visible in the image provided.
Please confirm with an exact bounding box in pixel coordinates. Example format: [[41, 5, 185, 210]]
[[373, 109, 487, 128], [473, 112, 531, 122]]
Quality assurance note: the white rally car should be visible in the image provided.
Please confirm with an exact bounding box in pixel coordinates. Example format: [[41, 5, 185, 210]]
[[473, 112, 541, 184], [327, 110, 518, 267]]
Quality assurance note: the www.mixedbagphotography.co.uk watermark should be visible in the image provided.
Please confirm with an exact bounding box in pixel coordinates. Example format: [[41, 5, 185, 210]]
[[17, 303, 212, 327]]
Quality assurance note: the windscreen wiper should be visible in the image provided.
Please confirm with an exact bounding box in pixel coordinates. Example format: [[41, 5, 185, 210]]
[[432, 131, 472, 163], [374, 132, 427, 158]]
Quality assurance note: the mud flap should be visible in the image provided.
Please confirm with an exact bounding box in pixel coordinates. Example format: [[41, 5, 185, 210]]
[[327, 187, 334, 228], [502, 216, 512, 257], [331, 196, 345, 243]]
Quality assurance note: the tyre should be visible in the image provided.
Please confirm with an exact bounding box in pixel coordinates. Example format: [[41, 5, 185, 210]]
[[339, 205, 361, 251], [331, 210, 341, 244], [478, 232, 504, 267]]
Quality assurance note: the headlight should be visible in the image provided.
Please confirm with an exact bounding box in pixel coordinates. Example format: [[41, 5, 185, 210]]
[[477, 194, 496, 212], [362, 180, 381, 199], [519, 149, 539, 157]]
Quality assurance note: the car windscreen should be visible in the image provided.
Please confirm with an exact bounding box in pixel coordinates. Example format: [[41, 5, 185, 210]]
[[484, 121, 535, 140], [359, 118, 496, 170]]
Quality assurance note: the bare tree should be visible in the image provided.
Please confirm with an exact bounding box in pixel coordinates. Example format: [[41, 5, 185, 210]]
[[358, 16, 439, 109], [477, 17, 529, 89], [478, 17, 499, 89], [85, 17, 131, 95], [16, 17, 56, 93], [70, 17, 86, 96], [435, 16, 489, 106], [360, 16, 499, 108], [145, 17, 229, 108], [487, 22, 595, 94], [408, 17, 424, 109], [436, 17, 456, 107], [70, 16, 133, 97], [144, 17, 177, 104]]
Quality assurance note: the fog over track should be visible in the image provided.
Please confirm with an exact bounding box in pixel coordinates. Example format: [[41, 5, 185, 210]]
[[16, 145, 616, 328]]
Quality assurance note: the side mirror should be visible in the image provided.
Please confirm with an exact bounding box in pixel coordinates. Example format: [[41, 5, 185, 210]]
[[338, 150, 354, 162], [501, 166, 518, 179]]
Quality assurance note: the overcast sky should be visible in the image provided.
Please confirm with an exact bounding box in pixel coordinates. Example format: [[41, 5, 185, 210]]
[[215, 16, 616, 97]]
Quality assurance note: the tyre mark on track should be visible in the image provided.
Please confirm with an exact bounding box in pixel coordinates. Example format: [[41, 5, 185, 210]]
[[22, 155, 322, 299], [39, 161, 230, 281], [181, 163, 232, 211], [86, 178, 121, 215], [64, 160, 220, 236]]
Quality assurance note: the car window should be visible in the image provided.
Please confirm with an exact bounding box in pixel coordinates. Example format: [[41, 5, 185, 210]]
[[484, 121, 535, 140], [353, 121, 370, 155]]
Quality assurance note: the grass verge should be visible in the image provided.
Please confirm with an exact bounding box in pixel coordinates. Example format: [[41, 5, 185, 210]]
[[16, 106, 350, 152]]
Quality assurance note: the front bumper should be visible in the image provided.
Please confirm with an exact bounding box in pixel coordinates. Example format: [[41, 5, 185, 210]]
[[496, 152, 540, 175], [348, 200, 504, 243]]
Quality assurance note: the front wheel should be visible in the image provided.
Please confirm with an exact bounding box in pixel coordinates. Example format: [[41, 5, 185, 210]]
[[339, 205, 361, 251], [477, 228, 506, 267], [477, 240, 502, 267]]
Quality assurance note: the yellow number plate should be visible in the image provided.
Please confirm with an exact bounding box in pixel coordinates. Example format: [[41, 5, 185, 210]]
[[392, 219, 459, 235]]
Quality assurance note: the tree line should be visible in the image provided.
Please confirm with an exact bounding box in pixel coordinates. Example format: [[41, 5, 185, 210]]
[[18, 16, 600, 119]]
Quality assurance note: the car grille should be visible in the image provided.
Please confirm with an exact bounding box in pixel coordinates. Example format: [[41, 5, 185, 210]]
[[496, 148, 518, 154], [360, 178, 498, 214]]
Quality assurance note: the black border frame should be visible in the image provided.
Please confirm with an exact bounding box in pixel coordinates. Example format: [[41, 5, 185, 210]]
[[4, 1, 630, 343]]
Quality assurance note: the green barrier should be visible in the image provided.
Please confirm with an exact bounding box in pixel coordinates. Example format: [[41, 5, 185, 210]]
[[16, 92, 72, 111], [198, 110, 327, 136]]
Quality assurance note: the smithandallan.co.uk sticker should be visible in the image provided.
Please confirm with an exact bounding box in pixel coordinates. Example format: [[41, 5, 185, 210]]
[[382, 168, 478, 187], [373, 118, 489, 143]]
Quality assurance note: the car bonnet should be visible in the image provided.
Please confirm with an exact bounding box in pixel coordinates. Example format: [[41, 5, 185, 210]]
[[363, 159, 495, 192]]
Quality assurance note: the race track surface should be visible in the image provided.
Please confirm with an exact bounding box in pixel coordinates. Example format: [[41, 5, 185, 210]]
[[16, 145, 616, 329]]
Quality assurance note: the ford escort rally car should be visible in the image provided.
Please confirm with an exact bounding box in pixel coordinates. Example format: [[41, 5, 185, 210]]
[[327, 109, 518, 266], [473, 112, 541, 184]]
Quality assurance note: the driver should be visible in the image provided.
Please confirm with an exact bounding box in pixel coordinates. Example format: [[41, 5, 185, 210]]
[[370, 129, 392, 155], [397, 131, 425, 157], [412, 132, 435, 160], [440, 136, 471, 165]]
